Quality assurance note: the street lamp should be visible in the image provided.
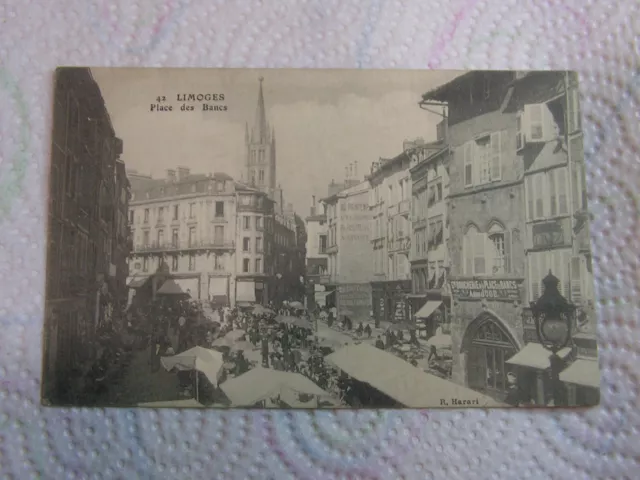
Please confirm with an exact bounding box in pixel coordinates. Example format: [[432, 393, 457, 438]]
[[530, 270, 576, 406]]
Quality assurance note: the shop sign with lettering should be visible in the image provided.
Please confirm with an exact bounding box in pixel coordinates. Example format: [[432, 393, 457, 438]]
[[450, 279, 523, 301]]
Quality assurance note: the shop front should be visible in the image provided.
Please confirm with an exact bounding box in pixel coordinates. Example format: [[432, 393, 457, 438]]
[[413, 292, 451, 339], [371, 280, 412, 325], [208, 275, 230, 307], [450, 278, 526, 402]]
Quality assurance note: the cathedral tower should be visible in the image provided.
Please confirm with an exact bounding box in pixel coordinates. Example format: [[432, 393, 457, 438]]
[[245, 77, 277, 201]]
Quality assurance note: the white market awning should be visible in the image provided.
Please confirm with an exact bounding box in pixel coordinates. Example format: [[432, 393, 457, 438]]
[[506, 343, 572, 370], [560, 358, 600, 388], [326, 343, 503, 408], [236, 281, 256, 303], [415, 300, 442, 319]]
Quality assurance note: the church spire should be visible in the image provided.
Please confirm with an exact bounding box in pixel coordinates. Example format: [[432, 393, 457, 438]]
[[245, 122, 249, 144], [251, 77, 268, 144]]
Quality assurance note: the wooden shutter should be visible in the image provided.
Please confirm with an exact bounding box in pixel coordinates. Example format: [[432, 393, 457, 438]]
[[474, 232, 486, 275], [464, 233, 472, 275], [549, 169, 557, 216], [504, 230, 512, 274], [464, 142, 473, 187], [490, 131, 502, 181], [557, 168, 568, 215], [527, 104, 544, 140], [570, 256, 582, 304], [567, 88, 581, 134]]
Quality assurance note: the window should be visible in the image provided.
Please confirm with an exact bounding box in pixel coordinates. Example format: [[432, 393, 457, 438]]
[[256, 216, 263, 230], [243, 216, 251, 230], [188, 227, 196, 247], [528, 249, 571, 302], [488, 222, 506, 274], [258, 150, 264, 163], [215, 201, 224, 217], [256, 236, 262, 253], [158, 207, 164, 222], [171, 255, 178, 271], [189, 203, 195, 218], [243, 258, 250, 273], [319, 235, 327, 254], [143, 257, 149, 272], [469, 320, 517, 395], [527, 168, 570, 221], [214, 255, 224, 270], [188, 254, 196, 271], [214, 226, 224, 244], [259, 170, 265, 183], [215, 181, 224, 192], [570, 136, 587, 211], [463, 132, 502, 188], [255, 258, 262, 273], [129, 210, 134, 224], [170, 228, 178, 246], [143, 231, 149, 246], [157, 229, 164, 245], [567, 88, 581, 134], [173, 205, 179, 220], [144, 209, 149, 223], [463, 224, 512, 276], [243, 237, 251, 252]]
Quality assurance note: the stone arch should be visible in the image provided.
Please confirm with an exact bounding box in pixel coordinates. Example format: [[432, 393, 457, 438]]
[[486, 218, 506, 233], [463, 221, 480, 234], [460, 310, 523, 396]]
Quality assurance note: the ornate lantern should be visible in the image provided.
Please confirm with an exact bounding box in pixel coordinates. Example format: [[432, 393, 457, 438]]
[[530, 271, 575, 353]]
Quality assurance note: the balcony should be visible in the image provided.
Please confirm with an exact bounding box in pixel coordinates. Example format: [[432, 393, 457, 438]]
[[134, 239, 235, 253], [387, 236, 411, 253], [398, 199, 410, 215], [326, 244, 339, 254], [211, 215, 227, 224]]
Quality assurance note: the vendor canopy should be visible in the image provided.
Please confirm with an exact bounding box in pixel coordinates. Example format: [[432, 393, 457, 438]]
[[326, 343, 503, 408], [220, 367, 330, 407], [160, 346, 224, 386]]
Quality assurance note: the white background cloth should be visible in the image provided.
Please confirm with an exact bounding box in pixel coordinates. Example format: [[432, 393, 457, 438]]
[[1, 1, 639, 478]]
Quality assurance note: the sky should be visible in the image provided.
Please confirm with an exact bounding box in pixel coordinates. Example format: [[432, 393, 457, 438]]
[[92, 68, 463, 215]]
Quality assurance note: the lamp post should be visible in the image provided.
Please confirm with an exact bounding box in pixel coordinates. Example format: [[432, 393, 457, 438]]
[[530, 270, 575, 406]]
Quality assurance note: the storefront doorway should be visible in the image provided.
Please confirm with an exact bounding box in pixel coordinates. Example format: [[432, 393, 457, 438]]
[[462, 314, 519, 401]]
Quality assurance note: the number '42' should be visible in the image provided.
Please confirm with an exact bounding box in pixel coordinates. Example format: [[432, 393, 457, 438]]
[[156, 96, 166, 102]]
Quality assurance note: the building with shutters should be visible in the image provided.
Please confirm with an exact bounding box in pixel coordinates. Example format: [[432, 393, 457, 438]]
[[407, 133, 452, 339], [421, 72, 528, 403], [304, 196, 333, 310], [505, 71, 598, 406], [128, 168, 275, 307], [367, 146, 414, 326], [43, 67, 130, 404]]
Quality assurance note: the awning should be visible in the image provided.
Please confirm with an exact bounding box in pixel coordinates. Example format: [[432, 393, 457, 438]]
[[314, 290, 335, 307], [559, 358, 600, 388], [157, 279, 191, 296], [326, 343, 503, 407], [506, 343, 572, 370], [415, 300, 442, 319], [236, 281, 256, 303], [127, 276, 150, 288], [209, 277, 228, 305]]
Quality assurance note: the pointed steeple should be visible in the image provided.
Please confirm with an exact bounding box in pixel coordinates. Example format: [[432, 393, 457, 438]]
[[251, 77, 268, 144], [245, 122, 249, 144]]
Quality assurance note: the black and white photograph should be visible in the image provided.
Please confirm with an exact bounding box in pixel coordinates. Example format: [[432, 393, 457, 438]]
[[42, 68, 600, 408]]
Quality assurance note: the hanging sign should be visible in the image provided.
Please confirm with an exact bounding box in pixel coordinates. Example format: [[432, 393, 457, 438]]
[[450, 279, 522, 301]]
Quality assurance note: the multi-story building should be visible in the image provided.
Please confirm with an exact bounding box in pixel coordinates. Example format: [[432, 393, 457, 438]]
[[322, 179, 373, 322], [421, 71, 528, 402], [128, 168, 274, 307], [367, 148, 412, 325], [304, 196, 332, 309], [408, 133, 452, 338], [43, 67, 129, 404], [506, 71, 598, 406]]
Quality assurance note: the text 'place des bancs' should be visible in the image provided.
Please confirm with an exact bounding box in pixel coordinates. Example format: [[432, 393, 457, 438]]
[[42, 68, 600, 409]]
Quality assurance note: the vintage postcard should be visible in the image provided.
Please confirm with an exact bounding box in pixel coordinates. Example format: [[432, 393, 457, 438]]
[[42, 68, 599, 408]]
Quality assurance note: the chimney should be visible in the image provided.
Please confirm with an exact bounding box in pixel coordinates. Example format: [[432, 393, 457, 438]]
[[166, 169, 176, 182], [176, 166, 190, 181], [310, 195, 316, 216]]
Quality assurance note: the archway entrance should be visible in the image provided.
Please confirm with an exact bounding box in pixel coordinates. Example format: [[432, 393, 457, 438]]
[[463, 314, 519, 401]]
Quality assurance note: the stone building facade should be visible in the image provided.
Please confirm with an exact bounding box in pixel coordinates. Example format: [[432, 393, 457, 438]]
[[367, 149, 413, 325], [421, 71, 527, 402], [43, 67, 129, 404]]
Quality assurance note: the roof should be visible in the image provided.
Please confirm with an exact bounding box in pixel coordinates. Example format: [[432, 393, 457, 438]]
[[421, 71, 477, 103], [326, 343, 503, 407], [559, 358, 600, 389], [366, 150, 412, 182], [305, 214, 326, 222], [506, 343, 572, 370]]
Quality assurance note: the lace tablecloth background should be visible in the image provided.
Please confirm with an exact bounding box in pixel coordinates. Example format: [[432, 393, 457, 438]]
[[1, 1, 639, 478]]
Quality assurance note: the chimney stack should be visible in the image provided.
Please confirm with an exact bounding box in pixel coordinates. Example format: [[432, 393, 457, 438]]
[[166, 169, 176, 182], [176, 166, 190, 181], [310, 195, 316, 216]]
